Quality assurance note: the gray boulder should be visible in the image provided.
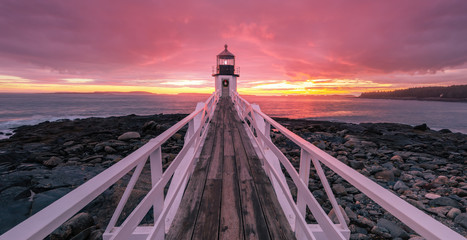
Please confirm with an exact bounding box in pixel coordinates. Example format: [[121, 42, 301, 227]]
[[118, 131, 141, 141], [43, 156, 63, 167], [454, 213, 467, 229], [429, 197, 462, 209], [50, 212, 94, 240], [377, 219, 409, 239]]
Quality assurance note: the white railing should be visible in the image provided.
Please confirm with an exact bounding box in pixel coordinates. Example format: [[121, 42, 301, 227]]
[[231, 90, 466, 240], [0, 91, 220, 240]]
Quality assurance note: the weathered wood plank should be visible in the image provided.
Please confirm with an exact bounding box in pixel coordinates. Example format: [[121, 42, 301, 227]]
[[192, 179, 223, 240], [238, 179, 271, 240], [207, 102, 224, 180], [247, 154, 296, 240], [228, 104, 270, 240], [219, 100, 243, 240], [167, 97, 295, 240], [220, 155, 243, 240], [207, 130, 223, 179], [232, 130, 253, 181], [165, 109, 220, 240], [231, 101, 296, 240]]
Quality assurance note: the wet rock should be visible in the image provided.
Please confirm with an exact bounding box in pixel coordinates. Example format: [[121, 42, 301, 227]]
[[118, 132, 140, 141], [390, 155, 404, 163], [356, 216, 376, 228], [50, 212, 94, 240], [374, 170, 395, 181], [345, 206, 358, 221], [344, 137, 360, 148], [393, 180, 409, 191], [0, 197, 32, 234], [349, 160, 364, 169], [454, 213, 467, 229], [453, 188, 467, 197], [425, 206, 451, 217], [400, 173, 413, 182], [89, 229, 103, 240], [337, 155, 349, 164], [332, 184, 347, 195], [31, 188, 72, 214], [63, 141, 75, 147], [328, 205, 350, 225], [142, 120, 157, 131], [43, 156, 63, 167], [82, 155, 104, 162], [104, 146, 116, 153], [377, 218, 409, 239], [432, 175, 449, 185], [64, 144, 84, 154], [350, 233, 370, 240], [413, 123, 429, 131], [429, 197, 462, 208], [70, 226, 97, 240], [173, 133, 183, 140], [439, 129, 452, 133], [104, 154, 122, 162], [371, 225, 392, 238], [425, 193, 441, 200], [447, 208, 461, 219]]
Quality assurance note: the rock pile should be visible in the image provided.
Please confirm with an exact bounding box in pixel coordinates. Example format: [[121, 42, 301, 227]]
[[272, 119, 467, 239], [0, 114, 187, 238], [0, 114, 466, 239]]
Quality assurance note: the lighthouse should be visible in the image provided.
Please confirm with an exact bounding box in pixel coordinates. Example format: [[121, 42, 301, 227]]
[[213, 44, 239, 97]]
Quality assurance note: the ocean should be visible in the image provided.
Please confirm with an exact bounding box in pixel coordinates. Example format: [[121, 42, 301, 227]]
[[1, 93, 466, 139]]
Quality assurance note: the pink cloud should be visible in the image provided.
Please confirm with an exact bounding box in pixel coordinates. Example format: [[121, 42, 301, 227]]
[[0, 0, 466, 90]]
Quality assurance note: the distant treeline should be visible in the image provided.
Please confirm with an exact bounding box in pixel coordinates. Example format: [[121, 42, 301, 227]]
[[360, 85, 467, 99]]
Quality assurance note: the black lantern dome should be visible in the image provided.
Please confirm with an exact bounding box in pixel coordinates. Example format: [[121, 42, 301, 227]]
[[213, 45, 239, 76]]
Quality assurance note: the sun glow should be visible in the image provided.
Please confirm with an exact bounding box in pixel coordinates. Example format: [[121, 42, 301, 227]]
[[0, 72, 396, 96], [0, 82, 214, 94], [62, 78, 95, 83], [239, 79, 393, 96]]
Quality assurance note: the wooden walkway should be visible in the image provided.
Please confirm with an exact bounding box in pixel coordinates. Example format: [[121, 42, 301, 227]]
[[167, 97, 295, 240]]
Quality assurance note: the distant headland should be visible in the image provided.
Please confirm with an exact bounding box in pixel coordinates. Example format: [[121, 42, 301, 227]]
[[359, 85, 467, 102]]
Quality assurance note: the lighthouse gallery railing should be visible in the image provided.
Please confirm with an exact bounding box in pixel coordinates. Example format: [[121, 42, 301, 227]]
[[230, 90, 465, 240]]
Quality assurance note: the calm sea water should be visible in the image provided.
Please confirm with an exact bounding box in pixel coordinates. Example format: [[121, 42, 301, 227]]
[[1, 93, 466, 139]]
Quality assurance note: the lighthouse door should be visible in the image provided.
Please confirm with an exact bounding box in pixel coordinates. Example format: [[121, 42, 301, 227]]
[[222, 79, 229, 96]]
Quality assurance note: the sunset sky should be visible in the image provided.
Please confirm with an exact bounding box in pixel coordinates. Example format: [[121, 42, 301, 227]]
[[0, 0, 466, 95]]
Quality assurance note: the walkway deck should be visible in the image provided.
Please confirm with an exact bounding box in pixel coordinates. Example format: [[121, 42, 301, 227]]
[[166, 97, 295, 240]]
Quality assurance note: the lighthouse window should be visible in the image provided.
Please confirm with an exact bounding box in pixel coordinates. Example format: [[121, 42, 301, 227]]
[[219, 58, 234, 65]]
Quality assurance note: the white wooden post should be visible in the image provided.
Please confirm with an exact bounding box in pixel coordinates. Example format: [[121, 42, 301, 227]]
[[311, 157, 348, 229], [150, 147, 164, 239], [164, 102, 204, 232], [164, 148, 194, 232], [249, 104, 296, 228], [296, 149, 311, 239], [193, 102, 204, 135], [103, 160, 146, 239], [265, 122, 271, 141], [251, 104, 265, 149], [185, 120, 194, 144]]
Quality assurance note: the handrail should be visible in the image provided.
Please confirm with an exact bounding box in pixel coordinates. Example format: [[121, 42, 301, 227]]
[[231, 90, 347, 240], [0, 91, 220, 240], [230, 90, 466, 240]]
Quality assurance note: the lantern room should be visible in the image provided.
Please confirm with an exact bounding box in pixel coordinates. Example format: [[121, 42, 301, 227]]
[[213, 44, 239, 97]]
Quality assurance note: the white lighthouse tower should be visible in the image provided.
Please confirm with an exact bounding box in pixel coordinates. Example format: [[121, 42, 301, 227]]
[[213, 44, 239, 97]]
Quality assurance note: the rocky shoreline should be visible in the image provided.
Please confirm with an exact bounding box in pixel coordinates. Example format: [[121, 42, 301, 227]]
[[273, 118, 467, 239], [0, 114, 466, 239]]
